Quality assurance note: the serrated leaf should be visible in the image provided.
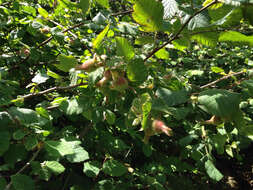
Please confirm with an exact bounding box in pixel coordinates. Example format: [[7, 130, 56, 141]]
[[187, 12, 211, 30], [115, 37, 135, 60], [24, 135, 38, 151], [212, 8, 243, 27], [205, 160, 223, 181], [102, 160, 127, 177], [219, 31, 253, 46], [212, 134, 227, 154], [45, 161, 65, 175], [55, 54, 78, 72], [31, 161, 51, 181], [191, 31, 218, 47], [32, 70, 49, 84], [8, 107, 39, 126], [0, 131, 10, 156], [127, 58, 148, 83], [93, 24, 110, 49], [132, 0, 164, 32], [83, 161, 101, 177], [162, 0, 179, 19], [4, 144, 27, 165], [13, 129, 26, 140], [44, 140, 74, 157], [59, 98, 83, 115], [11, 174, 35, 190], [155, 88, 189, 107], [66, 145, 89, 163], [241, 80, 253, 96], [80, 0, 90, 15], [198, 89, 241, 119], [104, 110, 116, 125]]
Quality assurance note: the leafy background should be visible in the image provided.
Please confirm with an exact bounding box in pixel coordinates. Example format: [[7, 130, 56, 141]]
[[0, 0, 253, 189]]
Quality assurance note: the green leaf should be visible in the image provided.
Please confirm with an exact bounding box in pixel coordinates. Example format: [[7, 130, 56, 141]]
[[212, 8, 243, 27], [13, 129, 26, 140], [83, 161, 101, 177], [127, 58, 148, 83], [155, 88, 189, 107], [187, 12, 211, 30], [32, 70, 49, 84], [241, 80, 253, 96], [132, 0, 164, 32], [93, 24, 110, 49], [162, 0, 179, 19], [11, 174, 35, 190], [115, 37, 135, 60], [60, 98, 83, 115], [96, 0, 109, 9], [219, 31, 253, 46], [31, 161, 51, 181], [45, 161, 65, 175], [24, 135, 38, 151], [142, 101, 152, 130], [4, 144, 27, 165], [0, 131, 10, 156], [8, 107, 39, 127], [205, 160, 223, 181], [21, 5, 36, 16], [66, 145, 89, 163], [155, 48, 170, 59], [102, 159, 127, 177], [0, 178, 7, 190], [44, 140, 74, 157], [243, 5, 253, 26], [198, 89, 241, 119], [212, 134, 227, 154], [38, 7, 48, 18], [191, 32, 218, 47], [79, 0, 90, 15], [104, 110, 116, 125], [142, 143, 152, 157], [55, 54, 78, 72]]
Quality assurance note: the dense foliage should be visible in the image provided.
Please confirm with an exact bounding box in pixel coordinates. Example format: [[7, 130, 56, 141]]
[[0, 0, 253, 189]]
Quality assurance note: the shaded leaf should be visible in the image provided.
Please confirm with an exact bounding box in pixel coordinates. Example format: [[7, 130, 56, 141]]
[[102, 160, 127, 177], [11, 174, 35, 190], [127, 58, 148, 83], [83, 161, 101, 177], [198, 89, 240, 119]]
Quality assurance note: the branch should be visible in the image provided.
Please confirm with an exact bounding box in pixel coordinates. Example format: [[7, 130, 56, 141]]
[[110, 9, 133, 16], [144, 0, 218, 62], [200, 70, 246, 89], [4, 148, 41, 190], [19, 82, 88, 100], [48, 19, 77, 39], [37, 22, 84, 48]]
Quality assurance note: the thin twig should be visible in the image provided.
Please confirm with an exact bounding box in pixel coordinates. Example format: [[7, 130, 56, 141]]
[[19, 82, 88, 99], [110, 10, 133, 16], [200, 70, 246, 89], [48, 19, 77, 38], [4, 148, 41, 190], [144, 0, 218, 62], [37, 22, 84, 48]]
